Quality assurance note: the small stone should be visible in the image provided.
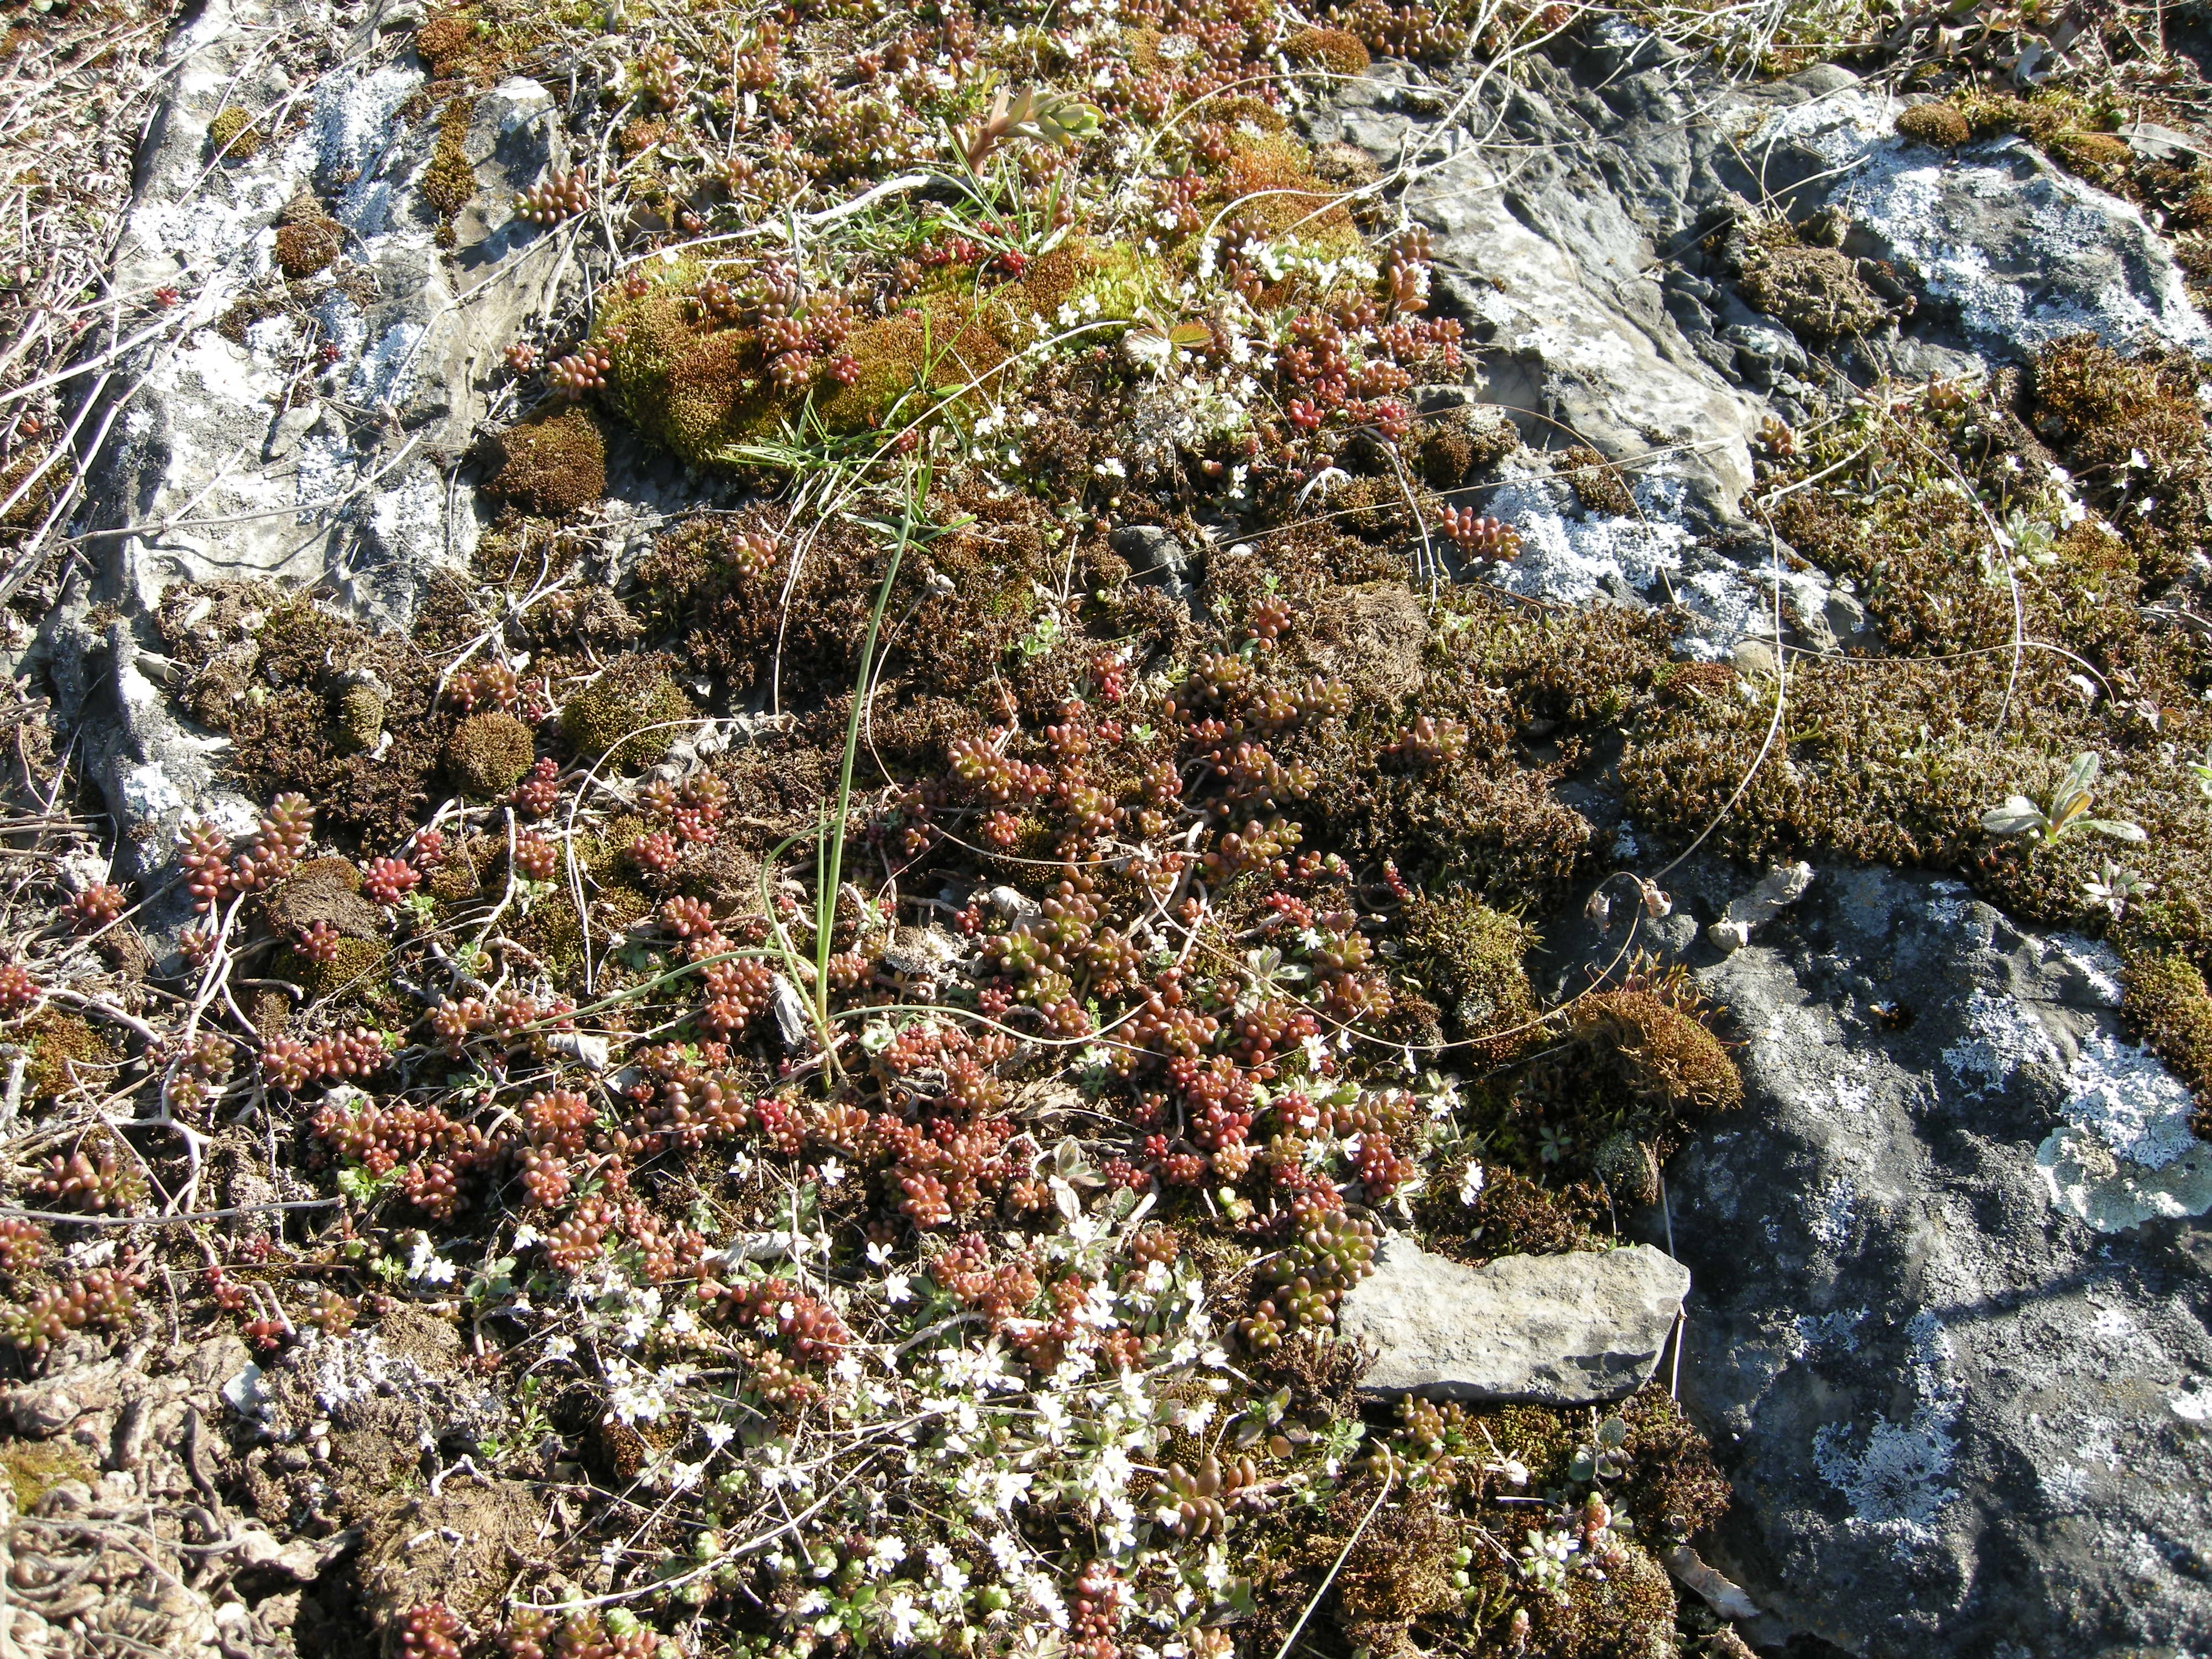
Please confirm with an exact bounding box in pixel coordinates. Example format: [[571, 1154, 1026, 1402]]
[[1335, 1236, 1688, 1404], [769, 973, 811, 1052], [1731, 638, 1778, 679], [1108, 525, 1194, 607]]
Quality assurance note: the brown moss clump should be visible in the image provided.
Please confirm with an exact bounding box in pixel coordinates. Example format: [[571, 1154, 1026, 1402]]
[[488, 409, 607, 517], [1615, 1385, 1733, 1543], [1334, 1489, 1461, 1632], [443, 711, 536, 797], [414, 12, 479, 76], [159, 585, 448, 853], [1619, 654, 2008, 870], [1285, 25, 1371, 76], [333, 681, 388, 754], [419, 97, 476, 222], [1344, 761, 1593, 910], [274, 194, 346, 278], [1418, 1161, 1604, 1261], [264, 858, 385, 942], [1523, 1538, 1678, 1659], [208, 106, 262, 159], [2122, 952, 2212, 1136], [562, 659, 690, 769], [1895, 102, 1969, 148], [592, 881, 655, 932], [1572, 985, 1743, 1115], [1417, 421, 1475, 487], [0, 443, 69, 533], [2031, 333, 2211, 588], [1736, 236, 1888, 337], [426, 838, 489, 903], [21, 1012, 117, 1101]]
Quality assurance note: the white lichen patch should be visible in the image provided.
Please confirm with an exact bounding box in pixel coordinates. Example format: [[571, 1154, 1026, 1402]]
[[1943, 987, 2063, 1092], [1936, 970, 2211, 1231], [2036, 1029, 2212, 1231], [1813, 1310, 1962, 1556], [1481, 466, 1693, 603]]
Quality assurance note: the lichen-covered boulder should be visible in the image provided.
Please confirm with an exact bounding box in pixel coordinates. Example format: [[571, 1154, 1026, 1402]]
[[1663, 865, 2212, 1655]]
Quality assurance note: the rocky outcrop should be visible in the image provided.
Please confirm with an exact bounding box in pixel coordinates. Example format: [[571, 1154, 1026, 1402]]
[[1756, 86, 2212, 360], [1302, 38, 2211, 664], [1337, 1236, 1689, 1404], [1645, 865, 2212, 1656]]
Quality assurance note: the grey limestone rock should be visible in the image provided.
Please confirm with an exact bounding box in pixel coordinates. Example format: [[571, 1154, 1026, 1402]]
[[1661, 865, 2212, 1655], [1337, 1235, 1689, 1405], [35, 0, 576, 906], [1752, 87, 2212, 360], [1306, 60, 1767, 532]]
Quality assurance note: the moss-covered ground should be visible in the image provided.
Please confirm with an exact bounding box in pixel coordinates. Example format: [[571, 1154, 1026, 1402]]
[[5, 4, 2212, 1659]]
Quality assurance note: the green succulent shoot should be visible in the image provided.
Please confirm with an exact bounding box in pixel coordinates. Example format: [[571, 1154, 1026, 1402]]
[[1980, 750, 2146, 847], [958, 85, 1103, 172]]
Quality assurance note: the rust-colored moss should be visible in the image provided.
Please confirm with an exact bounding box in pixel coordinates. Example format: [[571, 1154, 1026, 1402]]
[[21, 1012, 117, 1100], [1285, 25, 1371, 76], [1220, 133, 1360, 244], [1895, 102, 1969, 148], [274, 200, 345, 278], [1572, 987, 1743, 1115], [208, 106, 262, 159], [415, 12, 479, 76], [1556, 445, 1635, 517], [419, 97, 476, 221], [488, 408, 607, 517]]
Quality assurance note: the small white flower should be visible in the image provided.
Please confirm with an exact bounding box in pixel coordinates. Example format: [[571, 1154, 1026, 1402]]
[[883, 1272, 914, 1305], [885, 1590, 926, 1645], [819, 1157, 846, 1187], [405, 1235, 456, 1286], [512, 1223, 540, 1249]]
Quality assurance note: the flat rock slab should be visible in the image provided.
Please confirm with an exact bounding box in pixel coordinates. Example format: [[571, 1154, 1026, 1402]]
[[1337, 1237, 1689, 1404]]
